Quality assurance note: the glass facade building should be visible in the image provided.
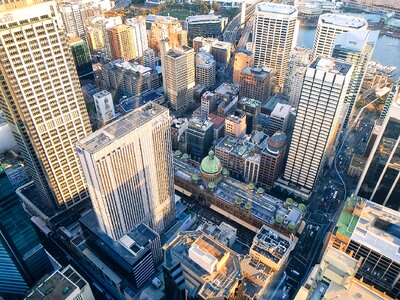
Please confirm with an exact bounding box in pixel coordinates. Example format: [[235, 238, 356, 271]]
[[357, 102, 400, 210], [69, 37, 93, 79], [0, 167, 53, 297]]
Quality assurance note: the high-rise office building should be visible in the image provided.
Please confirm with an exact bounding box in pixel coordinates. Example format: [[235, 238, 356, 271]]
[[283, 46, 311, 109], [239, 67, 274, 102], [161, 45, 195, 113], [195, 50, 216, 88], [186, 14, 227, 45], [252, 3, 299, 88], [312, 14, 368, 60], [68, 36, 93, 79], [233, 50, 253, 84], [59, 2, 86, 39], [283, 58, 353, 194], [108, 24, 136, 61], [0, 167, 53, 297], [332, 30, 378, 127], [126, 16, 148, 58], [268, 103, 291, 135], [355, 98, 400, 210], [142, 47, 157, 67], [77, 103, 176, 240], [0, 1, 92, 213]]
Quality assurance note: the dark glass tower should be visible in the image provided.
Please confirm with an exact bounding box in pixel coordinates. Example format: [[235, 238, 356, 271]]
[[356, 101, 400, 210], [0, 166, 53, 297]]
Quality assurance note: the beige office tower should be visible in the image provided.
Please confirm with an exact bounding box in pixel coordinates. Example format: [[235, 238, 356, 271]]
[[283, 58, 353, 196], [252, 3, 299, 89], [149, 16, 187, 52], [125, 16, 148, 58], [77, 103, 176, 240], [58, 2, 85, 39], [283, 46, 311, 109], [0, 1, 92, 212], [86, 26, 104, 51], [161, 44, 195, 113], [195, 50, 216, 89], [233, 50, 253, 84], [312, 14, 368, 60], [108, 24, 136, 61]]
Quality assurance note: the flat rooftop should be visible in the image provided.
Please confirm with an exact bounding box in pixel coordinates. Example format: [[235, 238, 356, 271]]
[[256, 3, 297, 15], [320, 13, 368, 29], [215, 82, 240, 96], [187, 14, 222, 23], [310, 57, 352, 76], [239, 97, 261, 108], [167, 46, 193, 58], [107, 60, 152, 74], [351, 201, 400, 264], [77, 102, 167, 153], [241, 67, 272, 79], [271, 103, 291, 118], [164, 232, 242, 299], [252, 225, 293, 264], [26, 269, 78, 300]]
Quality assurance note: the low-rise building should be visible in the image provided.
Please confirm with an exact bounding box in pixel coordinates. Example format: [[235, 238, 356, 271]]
[[163, 232, 244, 300], [225, 111, 247, 138], [26, 266, 95, 300], [186, 14, 228, 45], [93, 90, 115, 124], [237, 97, 262, 134]]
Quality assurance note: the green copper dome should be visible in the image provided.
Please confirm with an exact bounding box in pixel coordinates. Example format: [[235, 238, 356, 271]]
[[201, 150, 222, 174]]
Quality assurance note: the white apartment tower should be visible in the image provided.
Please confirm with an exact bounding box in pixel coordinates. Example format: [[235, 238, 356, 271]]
[[161, 44, 195, 113], [252, 3, 299, 89], [59, 2, 86, 39], [283, 58, 353, 193], [0, 1, 92, 211], [77, 103, 176, 240], [126, 16, 148, 58], [312, 14, 368, 60]]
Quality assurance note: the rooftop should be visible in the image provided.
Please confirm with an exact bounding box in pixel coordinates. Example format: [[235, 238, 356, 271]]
[[251, 225, 293, 264], [238, 97, 262, 109], [201, 151, 222, 175], [320, 13, 368, 29], [256, 2, 297, 15], [26, 266, 87, 300], [211, 41, 231, 50], [215, 82, 240, 96], [351, 201, 400, 264], [271, 103, 291, 118], [106, 60, 152, 75], [118, 90, 164, 114], [164, 232, 242, 299], [79, 210, 156, 268], [241, 67, 273, 79], [196, 51, 216, 68], [310, 57, 353, 76], [77, 102, 167, 153], [187, 14, 223, 23], [167, 46, 193, 58]]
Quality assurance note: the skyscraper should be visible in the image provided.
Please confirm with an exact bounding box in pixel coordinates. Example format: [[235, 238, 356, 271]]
[[283, 46, 311, 109], [125, 16, 148, 58], [77, 103, 176, 240], [59, 2, 85, 39], [149, 16, 187, 52], [0, 167, 53, 297], [283, 58, 353, 194], [252, 3, 299, 89], [238, 66, 274, 102], [86, 26, 104, 51], [312, 14, 368, 60], [108, 24, 136, 61], [160, 45, 195, 113], [68, 36, 93, 79], [332, 30, 378, 127], [356, 98, 400, 210], [0, 1, 92, 213]]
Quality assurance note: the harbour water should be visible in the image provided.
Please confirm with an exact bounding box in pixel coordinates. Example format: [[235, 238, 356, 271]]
[[297, 26, 400, 81]]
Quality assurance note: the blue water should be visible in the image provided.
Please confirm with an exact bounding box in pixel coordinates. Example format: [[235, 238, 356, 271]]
[[297, 26, 400, 80]]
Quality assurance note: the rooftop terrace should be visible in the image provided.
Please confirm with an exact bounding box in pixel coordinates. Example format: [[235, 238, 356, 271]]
[[320, 13, 368, 28]]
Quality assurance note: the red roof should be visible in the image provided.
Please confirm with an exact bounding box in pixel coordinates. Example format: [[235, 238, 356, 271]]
[[209, 114, 225, 127]]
